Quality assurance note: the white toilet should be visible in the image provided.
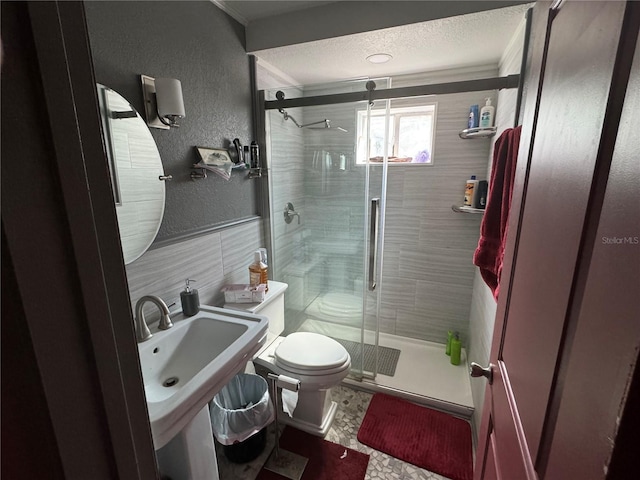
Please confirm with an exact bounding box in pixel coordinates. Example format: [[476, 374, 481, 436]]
[[305, 292, 363, 326], [224, 280, 350, 437]]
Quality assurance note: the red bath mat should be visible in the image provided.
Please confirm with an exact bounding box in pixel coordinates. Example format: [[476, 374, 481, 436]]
[[256, 426, 369, 480], [357, 393, 473, 480]]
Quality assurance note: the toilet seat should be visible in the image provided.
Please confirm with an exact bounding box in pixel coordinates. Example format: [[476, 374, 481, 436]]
[[275, 332, 350, 376], [304, 292, 371, 326], [318, 293, 361, 317]]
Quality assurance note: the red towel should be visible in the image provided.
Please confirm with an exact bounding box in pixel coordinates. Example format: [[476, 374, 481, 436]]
[[473, 126, 521, 300]]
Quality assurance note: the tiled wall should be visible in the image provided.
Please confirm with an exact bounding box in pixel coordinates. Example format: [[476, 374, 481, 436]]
[[125, 219, 264, 323], [467, 17, 526, 436], [376, 81, 495, 346], [265, 69, 499, 345]]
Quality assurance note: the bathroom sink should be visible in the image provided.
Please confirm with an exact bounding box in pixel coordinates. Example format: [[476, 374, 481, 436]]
[[137, 305, 268, 449]]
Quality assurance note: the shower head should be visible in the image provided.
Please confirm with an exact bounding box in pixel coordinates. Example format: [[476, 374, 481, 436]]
[[278, 108, 348, 133], [306, 119, 348, 133]]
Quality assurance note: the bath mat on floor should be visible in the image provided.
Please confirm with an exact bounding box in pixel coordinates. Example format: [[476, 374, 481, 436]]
[[357, 393, 473, 480], [256, 426, 369, 480], [332, 338, 400, 376]]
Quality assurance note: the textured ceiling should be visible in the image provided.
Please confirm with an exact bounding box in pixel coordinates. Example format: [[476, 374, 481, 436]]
[[250, 3, 531, 85]]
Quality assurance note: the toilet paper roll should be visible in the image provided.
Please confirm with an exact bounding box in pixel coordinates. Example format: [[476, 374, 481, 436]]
[[281, 389, 299, 417]]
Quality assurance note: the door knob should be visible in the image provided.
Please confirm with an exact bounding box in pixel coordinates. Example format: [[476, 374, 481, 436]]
[[470, 362, 494, 385]]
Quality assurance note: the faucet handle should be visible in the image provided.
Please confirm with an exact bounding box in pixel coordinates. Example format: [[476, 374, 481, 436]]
[[158, 313, 173, 330]]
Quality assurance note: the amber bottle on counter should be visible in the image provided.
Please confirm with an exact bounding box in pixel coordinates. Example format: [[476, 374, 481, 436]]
[[249, 250, 268, 292]]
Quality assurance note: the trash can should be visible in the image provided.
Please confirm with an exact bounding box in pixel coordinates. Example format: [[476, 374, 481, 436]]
[[210, 373, 275, 463]]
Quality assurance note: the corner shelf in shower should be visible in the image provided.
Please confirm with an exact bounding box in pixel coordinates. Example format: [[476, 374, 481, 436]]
[[458, 126, 497, 139], [451, 205, 485, 215]]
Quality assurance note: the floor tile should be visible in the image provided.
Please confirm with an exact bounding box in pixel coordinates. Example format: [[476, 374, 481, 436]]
[[216, 384, 453, 480]]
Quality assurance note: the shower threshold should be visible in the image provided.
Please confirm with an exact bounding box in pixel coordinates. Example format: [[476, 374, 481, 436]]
[[298, 319, 474, 419]]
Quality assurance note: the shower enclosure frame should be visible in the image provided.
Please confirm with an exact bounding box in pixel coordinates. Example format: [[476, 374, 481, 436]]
[[257, 72, 523, 382]]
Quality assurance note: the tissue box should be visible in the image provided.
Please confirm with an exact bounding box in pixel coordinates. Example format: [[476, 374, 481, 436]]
[[222, 284, 266, 303]]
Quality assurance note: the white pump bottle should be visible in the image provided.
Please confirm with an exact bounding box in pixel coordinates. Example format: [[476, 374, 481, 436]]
[[479, 97, 495, 128]]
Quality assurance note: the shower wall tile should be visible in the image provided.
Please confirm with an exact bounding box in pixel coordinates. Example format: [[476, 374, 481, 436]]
[[376, 86, 495, 344], [384, 169, 405, 206], [398, 246, 476, 287], [419, 215, 482, 251], [125, 219, 264, 323], [269, 69, 498, 345], [395, 309, 434, 341], [377, 304, 398, 335], [383, 205, 422, 246], [414, 279, 473, 344], [380, 248, 400, 278], [380, 276, 417, 311], [267, 108, 306, 284]]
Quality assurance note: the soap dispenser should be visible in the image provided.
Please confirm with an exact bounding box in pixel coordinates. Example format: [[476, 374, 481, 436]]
[[180, 278, 200, 317]]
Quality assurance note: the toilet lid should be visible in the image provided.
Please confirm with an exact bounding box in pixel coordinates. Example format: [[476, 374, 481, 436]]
[[275, 332, 349, 372]]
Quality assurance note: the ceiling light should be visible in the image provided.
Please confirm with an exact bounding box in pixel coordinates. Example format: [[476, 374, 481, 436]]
[[366, 53, 393, 64]]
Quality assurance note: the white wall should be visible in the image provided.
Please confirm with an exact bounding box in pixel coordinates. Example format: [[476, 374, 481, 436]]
[[467, 16, 526, 437]]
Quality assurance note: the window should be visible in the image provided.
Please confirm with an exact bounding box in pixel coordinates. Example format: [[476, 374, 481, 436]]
[[356, 103, 436, 165]]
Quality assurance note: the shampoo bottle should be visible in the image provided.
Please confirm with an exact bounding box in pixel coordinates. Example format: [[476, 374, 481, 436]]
[[180, 278, 200, 317], [479, 97, 495, 128], [464, 175, 478, 206], [474, 180, 489, 209], [249, 250, 268, 291], [468, 104, 479, 129], [450, 333, 461, 366]]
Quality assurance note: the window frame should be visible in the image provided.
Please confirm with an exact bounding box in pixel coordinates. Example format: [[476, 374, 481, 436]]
[[356, 101, 438, 166]]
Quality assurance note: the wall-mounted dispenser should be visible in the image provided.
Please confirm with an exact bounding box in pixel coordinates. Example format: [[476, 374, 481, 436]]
[[141, 75, 186, 129]]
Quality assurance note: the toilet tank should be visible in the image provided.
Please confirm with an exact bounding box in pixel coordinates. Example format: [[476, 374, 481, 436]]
[[224, 281, 287, 348]]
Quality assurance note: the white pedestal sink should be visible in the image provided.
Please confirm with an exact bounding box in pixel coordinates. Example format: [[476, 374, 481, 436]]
[[138, 305, 268, 479]]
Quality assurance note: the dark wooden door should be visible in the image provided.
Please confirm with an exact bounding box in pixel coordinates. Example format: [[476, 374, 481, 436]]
[[475, 2, 639, 479]]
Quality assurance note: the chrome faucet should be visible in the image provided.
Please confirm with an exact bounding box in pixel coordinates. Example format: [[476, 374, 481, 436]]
[[135, 295, 173, 342]]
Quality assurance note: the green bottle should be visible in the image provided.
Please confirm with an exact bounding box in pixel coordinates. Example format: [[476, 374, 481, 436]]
[[446, 331, 453, 356], [450, 333, 462, 366]]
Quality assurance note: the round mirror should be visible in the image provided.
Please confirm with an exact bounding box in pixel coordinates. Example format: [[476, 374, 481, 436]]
[[97, 84, 165, 264]]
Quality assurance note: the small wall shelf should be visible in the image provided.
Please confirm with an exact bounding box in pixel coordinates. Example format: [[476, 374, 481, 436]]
[[458, 127, 497, 139], [452, 205, 485, 214]]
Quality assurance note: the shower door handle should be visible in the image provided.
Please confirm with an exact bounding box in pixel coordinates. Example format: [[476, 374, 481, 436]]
[[368, 198, 380, 291]]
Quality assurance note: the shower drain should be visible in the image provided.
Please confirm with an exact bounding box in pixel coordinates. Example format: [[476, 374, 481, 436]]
[[163, 376, 179, 387]]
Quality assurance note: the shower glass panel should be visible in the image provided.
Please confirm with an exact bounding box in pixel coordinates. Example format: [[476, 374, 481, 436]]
[[265, 79, 389, 380]]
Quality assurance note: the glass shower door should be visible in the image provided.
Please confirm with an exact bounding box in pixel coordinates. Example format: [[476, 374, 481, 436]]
[[265, 79, 388, 380]]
